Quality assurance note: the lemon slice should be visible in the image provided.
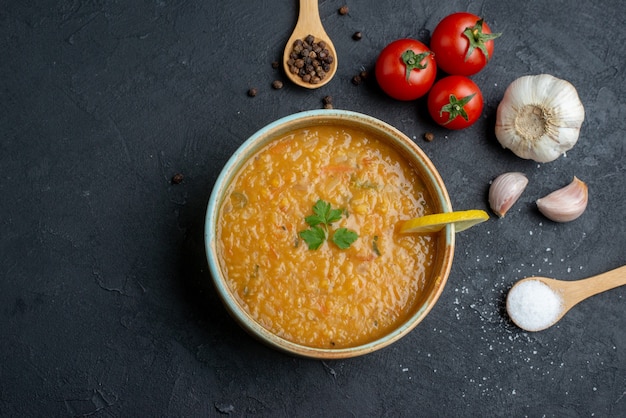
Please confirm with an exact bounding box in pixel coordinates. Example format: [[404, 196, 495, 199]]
[[400, 210, 489, 233]]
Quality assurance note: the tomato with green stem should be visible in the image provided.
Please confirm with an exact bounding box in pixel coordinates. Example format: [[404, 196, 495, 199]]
[[430, 12, 501, 76], [427, 76, 483, 130], [375, 39, 437, 101]]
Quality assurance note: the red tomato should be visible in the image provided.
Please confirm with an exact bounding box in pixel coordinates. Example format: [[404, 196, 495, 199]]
[[375, 39, 437, 101], [427, 76, 483, 130], [430, 12, 501, 76]]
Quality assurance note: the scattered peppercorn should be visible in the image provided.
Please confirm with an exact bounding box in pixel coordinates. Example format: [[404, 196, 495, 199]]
[[359, 70, 369, 80], [351, 74, 362, 85], [171, 173, 184, 184], [424, 132, 435, 142], [271, 61, 279, 69], [323, 95, 333, 105], [286, 34, 334, 85], [272, 80, 284, 89], [247, 88, 258, 97], [352, 31, 362, 41], [338, 5, 349, 15]]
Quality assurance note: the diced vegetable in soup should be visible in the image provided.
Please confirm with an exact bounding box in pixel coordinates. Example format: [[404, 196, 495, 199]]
[[217, 125, 438, 349]]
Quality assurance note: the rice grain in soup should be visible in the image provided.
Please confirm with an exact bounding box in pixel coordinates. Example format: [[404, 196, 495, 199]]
[[216, 125, 438, 349]]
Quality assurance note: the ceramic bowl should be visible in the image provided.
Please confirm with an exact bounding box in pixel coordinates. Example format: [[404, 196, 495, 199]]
[[205, 109, 454, 359]]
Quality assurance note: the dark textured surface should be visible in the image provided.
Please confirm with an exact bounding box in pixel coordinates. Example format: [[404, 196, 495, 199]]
[[1, 1, 625, 416]]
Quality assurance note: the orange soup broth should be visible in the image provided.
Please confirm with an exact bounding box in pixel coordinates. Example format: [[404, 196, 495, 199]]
[[217, 125, 439, 349]]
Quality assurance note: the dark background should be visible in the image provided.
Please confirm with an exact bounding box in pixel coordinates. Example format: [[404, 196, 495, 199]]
[[1, 0, 625, 416]]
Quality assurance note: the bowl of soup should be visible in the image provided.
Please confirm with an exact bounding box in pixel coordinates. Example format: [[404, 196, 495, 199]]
[[205, 109, 454, 359]]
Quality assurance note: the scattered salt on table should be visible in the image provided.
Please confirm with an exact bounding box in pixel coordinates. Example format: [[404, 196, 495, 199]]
[[507, 279, 563, 331]]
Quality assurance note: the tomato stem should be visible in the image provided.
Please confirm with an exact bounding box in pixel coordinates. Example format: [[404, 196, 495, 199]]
[[462, 19, 501, 62], [440, 93, 476, 124], [401, 50, 432, 82]]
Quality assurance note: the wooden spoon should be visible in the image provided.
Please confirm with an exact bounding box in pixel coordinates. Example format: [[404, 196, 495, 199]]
[[282, 0, 337, 89], [507, 265, 626, 331]]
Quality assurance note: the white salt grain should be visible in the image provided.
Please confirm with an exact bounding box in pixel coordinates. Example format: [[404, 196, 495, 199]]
[[506, 280, 563, 331]]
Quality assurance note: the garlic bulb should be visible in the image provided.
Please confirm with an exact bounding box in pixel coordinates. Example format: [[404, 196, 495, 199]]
[[495, 74, 585, 163], [489, 172, 529, 217], [536, 177, 588, 222]]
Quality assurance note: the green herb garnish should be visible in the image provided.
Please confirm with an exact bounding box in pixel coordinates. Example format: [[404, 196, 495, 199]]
[[372, 235, 381, 256], [305, 200, 342, 227], [333, 228, 358, 250], [299, 226, 326, 250], [299, 199, 358, 250]]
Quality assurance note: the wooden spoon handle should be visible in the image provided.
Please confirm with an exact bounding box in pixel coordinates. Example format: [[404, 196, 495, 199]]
[[564, 265, 626, 306], [298, 0, 321, 25]]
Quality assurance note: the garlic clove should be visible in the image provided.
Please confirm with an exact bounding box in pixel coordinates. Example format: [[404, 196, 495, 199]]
[[536, 177, 588, 222], [495, 74, 585, 163], [489, 172, 529, 217]]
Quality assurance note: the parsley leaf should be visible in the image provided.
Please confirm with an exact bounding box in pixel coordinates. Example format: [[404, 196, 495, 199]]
[[299, 226, 326, 250], [299, 200, 359, 250], [332, 228, 358, 250], [305, 200, 342, 227]]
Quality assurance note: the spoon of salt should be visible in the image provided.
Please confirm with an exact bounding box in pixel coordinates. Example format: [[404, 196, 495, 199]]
[[282, 0, 338, 89], [506, 265, 626, 332]]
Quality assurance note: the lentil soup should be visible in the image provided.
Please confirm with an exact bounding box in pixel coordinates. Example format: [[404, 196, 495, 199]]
[[216, 122, 443, 349]]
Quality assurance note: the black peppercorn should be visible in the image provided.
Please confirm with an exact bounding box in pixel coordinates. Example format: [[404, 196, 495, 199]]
[[171, 173, 184, 184], [338, 5, 349, 15], [352, 31, 362, 41], [247, 88, 258, 97], [272, 80, 283, 89]]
